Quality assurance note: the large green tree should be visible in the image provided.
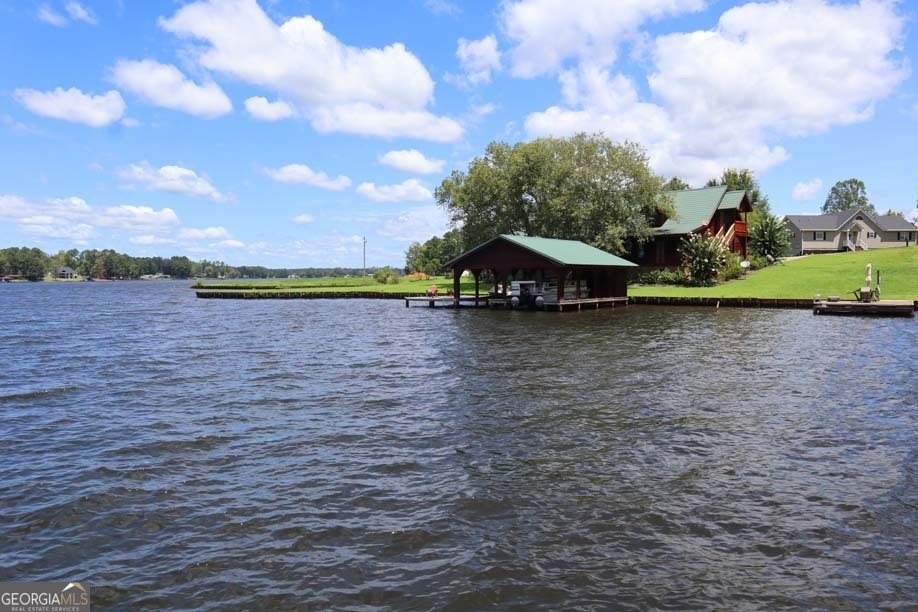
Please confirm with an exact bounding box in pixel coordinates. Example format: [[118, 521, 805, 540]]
[[822, 179, 875, 214], [435, 133, 671, 255], [663, 177, 691, 191], [706, 168, 770, 216], [404, 229, 463, 276]]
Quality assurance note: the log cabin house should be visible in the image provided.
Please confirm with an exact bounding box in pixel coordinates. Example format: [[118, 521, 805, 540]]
[[633, 186, 752, 267]]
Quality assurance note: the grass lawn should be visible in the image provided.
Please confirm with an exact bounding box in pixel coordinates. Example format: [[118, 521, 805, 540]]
[[629, 247, 918, 300], [195, 248, 917, 300], [195, 275, 480, 294]]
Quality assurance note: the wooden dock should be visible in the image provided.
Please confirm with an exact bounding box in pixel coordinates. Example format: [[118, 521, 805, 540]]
[[404, 295, 490, 308], [543, 296, 629, 311], [813, 299, 915, 317]]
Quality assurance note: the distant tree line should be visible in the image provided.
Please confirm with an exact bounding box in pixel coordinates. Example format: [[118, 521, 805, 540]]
[[0, 246, 388, 281], [404, 229, 463, 276]]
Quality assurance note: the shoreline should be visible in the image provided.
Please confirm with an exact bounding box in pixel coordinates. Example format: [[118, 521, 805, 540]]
[[194, 289, 918, 310]]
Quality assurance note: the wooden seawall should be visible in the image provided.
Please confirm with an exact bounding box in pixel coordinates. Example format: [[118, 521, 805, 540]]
[[195, 290, 918, 315], [196, 290, 422, 300], [630, 296, 917, 316], [629, 296, 815, 309]]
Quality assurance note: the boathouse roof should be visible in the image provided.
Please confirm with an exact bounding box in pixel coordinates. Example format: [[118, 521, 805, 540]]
[[447, 234, 637, 269], [656, 186, 751, 236]]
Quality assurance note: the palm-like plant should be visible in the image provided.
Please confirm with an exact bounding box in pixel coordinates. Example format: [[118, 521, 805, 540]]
[[749, 214, 791, 259], [679, 231, 727, 286]]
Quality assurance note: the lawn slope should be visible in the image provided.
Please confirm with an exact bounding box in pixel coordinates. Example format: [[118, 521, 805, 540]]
[[629, 247, 917, 300]]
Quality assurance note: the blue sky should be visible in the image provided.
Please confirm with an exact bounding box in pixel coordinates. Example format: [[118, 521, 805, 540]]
[[1, 0, 916, 267]]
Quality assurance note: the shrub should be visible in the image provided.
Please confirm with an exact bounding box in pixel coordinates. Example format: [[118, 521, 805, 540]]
[[633, 268, 686, 285], [373, 266, 400, 284], [679, 231, 727, 286], [721, 253, 745, 281], [747, 254, 768, 270]]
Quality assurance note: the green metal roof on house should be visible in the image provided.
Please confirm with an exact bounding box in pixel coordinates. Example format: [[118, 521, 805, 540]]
[[499, 234, 637, 267], [447, 234, 637, 268], [718, 190, 747, 210], [655, 185, 727, 236]]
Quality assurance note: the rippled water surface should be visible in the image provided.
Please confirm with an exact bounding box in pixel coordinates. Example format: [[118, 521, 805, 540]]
[[1, 281, 916, 609]]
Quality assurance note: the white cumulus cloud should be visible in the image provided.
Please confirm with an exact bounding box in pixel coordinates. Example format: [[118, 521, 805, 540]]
[[357, 179, 432, 203], [112, 59, 232, 118], [0, 194, 181, 241], [501, 0, 705, 77], [159, 0, 461, 141], [292, 214, 315, 224], [99, 205, 181, 232], [525, 0, 908, 183], [15, 87, 125, 127], [244, 96, 295, 121], [130, 235, 177, 245], [378, 149, 445, 175], [309, 103, 463, 142], [377, 205, 450, 242], [264, 164, 351, 191], [118, 162, 228, 202], [212, 239, 246, 248], [38, 5, 67, 26], [792, 178, 823, 201], [179, 226, 231, 240], [65, 2, 97, 25], [456, 34, 501, 85]]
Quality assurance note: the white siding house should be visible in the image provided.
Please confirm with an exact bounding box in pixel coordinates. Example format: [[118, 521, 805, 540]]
[[784, 209, 918, 255]]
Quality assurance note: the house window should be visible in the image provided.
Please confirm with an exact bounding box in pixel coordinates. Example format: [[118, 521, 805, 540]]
[[814, 231, 825, 241], [898, 232, 913, 241], [855, 215, 863, 220], [867, 232, 876, 238]]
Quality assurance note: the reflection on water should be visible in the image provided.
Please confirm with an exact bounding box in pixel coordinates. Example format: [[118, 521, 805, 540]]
[[0, 282, 915, 609]]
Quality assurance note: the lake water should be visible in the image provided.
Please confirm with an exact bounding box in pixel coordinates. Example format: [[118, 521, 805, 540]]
[[1, 281, 915, 609]]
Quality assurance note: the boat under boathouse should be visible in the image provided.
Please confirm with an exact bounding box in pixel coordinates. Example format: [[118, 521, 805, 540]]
[[443, 234, 637, 311]]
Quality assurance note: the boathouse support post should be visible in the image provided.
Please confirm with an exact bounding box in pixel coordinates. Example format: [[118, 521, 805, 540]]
[[473, 269, 480, 306], [557, 268, 565, 303], [453, 267, 461, 307]]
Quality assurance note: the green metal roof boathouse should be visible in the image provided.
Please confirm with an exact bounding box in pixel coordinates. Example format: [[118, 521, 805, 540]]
[[445, 234, 637, 312]]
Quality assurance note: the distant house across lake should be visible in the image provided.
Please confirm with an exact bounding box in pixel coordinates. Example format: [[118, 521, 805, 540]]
[[57, 266, 76, 279], [633, 186, 752, 267], [783, 209, 918, 255]]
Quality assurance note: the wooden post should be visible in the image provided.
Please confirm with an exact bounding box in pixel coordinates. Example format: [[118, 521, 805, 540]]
[[576, 276, 581, 300], [473, 269, 480, 307], [453, 267, 460, 307], [557, 268, 565, 303]]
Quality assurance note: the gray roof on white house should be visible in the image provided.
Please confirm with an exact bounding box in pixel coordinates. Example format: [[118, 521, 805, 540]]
[[875, 215, 918, 231], [784, 212, 847, 230], [784, 209, 917, 232]]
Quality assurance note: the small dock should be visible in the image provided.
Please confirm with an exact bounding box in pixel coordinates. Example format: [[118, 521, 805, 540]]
[[813, 299, 915, 317], [404, 295, 490, 308]]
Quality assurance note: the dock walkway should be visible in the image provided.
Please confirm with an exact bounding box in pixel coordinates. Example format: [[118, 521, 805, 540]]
[[813, 299, 915, 317]]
